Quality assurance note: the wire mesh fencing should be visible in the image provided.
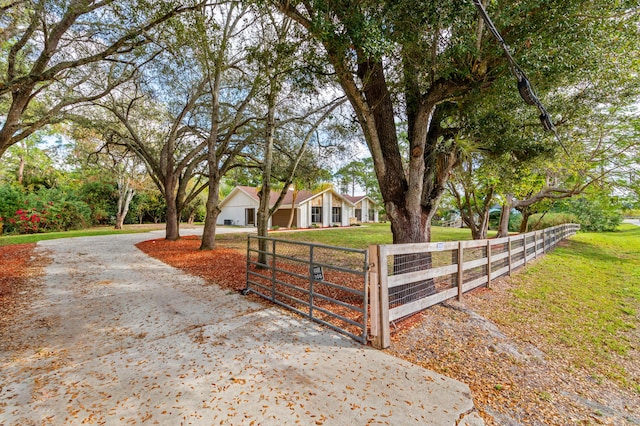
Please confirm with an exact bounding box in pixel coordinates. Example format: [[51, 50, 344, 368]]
[[245, 235, 369, 344], [369, 223, 581, 349]]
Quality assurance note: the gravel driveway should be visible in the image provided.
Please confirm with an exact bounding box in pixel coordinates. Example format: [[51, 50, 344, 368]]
[[0, 229, 482, 425]]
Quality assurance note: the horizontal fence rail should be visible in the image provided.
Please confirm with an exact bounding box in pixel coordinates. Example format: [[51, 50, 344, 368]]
[[245, 235, 369, 344], [369, 223, 580, 348]]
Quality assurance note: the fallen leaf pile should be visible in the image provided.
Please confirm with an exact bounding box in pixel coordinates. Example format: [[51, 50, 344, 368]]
[[136, 236, 248, 291], [0, 243, 48, 353], [0, 244, 37, 327]]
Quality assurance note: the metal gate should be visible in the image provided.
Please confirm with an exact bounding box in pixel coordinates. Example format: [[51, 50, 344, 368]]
[[245, 235, 369, 344]]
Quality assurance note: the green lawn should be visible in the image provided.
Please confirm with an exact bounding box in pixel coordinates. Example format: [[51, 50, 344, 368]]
[[0, 225, 163, 246], [0, 222, 490, 248], [216, 223, 492, 249], [492, 224, 640, 391]]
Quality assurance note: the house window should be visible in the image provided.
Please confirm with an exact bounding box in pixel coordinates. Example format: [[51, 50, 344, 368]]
[[311, 207, 322, 224], [355, 208, 362, 221], [368, 209, 375, 222], [332, 207, 341, 223]]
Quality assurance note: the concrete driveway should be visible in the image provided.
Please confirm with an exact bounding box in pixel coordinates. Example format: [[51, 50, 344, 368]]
[[0, 229, 482, 425]]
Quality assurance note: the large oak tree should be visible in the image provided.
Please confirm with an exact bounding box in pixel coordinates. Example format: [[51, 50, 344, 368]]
[[0, 0, 203, 159], [273, 0, 640, 243]]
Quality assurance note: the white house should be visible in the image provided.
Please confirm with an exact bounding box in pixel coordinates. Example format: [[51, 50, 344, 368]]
[[343, 194, 379, 224], [217, 186, 378, 228]]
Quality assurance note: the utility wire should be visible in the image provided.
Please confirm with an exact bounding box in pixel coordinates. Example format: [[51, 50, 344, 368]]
[[472, 0, 569, 155]]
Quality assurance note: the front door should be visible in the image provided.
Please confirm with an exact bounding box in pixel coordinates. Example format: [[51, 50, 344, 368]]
[[245, 208, 255, 225]]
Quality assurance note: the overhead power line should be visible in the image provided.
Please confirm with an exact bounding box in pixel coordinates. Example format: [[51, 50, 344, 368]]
[[472, 0, 569, 155]]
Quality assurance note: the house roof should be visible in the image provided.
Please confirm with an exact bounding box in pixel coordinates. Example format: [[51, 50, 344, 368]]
[[234, 186, 316, 207], [221, 185, 357, 209], [343, 194, 377, 206]]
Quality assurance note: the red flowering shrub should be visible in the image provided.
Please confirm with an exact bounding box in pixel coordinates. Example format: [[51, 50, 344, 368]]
[[11, 208, 47, 234]]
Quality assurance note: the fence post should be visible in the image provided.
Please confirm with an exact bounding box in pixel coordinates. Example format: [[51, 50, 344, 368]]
[[507, 237, 512, 276], [534, 232, 538, 259], [457, 241, 464, 301], [269, 239, 277, 301], [378, 246, 390, 349], [368, 245, 380, 344], [487, 240, 492, 288], [524, 235, 528, 266], [309, 245, 315, 317], [370, 245, 390, 349], [246, 236, 251, 291]]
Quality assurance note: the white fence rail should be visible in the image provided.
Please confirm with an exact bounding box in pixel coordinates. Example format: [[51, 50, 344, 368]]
[[368, 223, 580, 349]]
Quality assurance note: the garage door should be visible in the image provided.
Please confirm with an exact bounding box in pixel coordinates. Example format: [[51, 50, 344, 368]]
[[272, 209, 297, 228]]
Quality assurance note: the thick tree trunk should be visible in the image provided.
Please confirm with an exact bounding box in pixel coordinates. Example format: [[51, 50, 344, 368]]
[[497, 194, 514, 238], [474, 210, 490, 240], [497, 203, 511, 238], [164, 175, 180, 240], [519, 210, 532, 233], [165, 200, 180, 240], [200, 174, 221, 250], [388, 206, 436, 305]]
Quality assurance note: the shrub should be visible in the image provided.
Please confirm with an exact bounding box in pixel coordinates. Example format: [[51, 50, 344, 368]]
[[527, 212, 579, 231], [271, 225, 280, 231], [43, 200, 92, 231], [622, 208, 640, 218], [0, 186, 25, 234], [565, 197, 622, 232], [310, 223, 320, 228], [10, 207, 46, 234]]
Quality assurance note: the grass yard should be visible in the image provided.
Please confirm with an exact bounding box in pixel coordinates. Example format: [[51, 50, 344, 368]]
[[215, 222, 493, 249], [389, 224, 640, 424], [489, 224, 640, 388], [0, 224, 167, 246]]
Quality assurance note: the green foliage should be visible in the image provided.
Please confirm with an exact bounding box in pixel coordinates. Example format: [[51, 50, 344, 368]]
[[527, 212, 579, 231], [489, 209, 522, 232], [0, 186, 92, 234], [78, 179, 118, 225], [44, 200, 93, 231], [130, 190, 166, 224], [623, 209, 640, 218], [0, 185, 24, 230], [557, 196, 623, 232]]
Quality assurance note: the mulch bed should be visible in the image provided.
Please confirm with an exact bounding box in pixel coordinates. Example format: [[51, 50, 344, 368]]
[[0, 244, 38, 321], [0, 243, 48, 353], [136, 236, 248, 292]]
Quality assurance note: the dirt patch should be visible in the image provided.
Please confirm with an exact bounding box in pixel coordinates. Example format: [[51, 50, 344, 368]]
[[386, 277, 640, 426]]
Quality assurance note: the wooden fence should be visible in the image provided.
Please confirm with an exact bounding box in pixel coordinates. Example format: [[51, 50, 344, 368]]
[[368, 223, 580, 349]]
